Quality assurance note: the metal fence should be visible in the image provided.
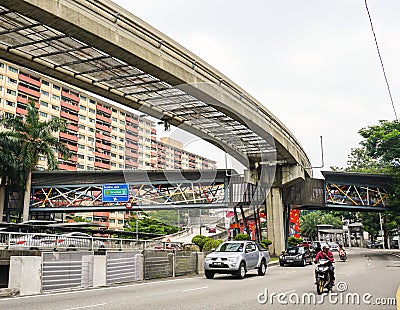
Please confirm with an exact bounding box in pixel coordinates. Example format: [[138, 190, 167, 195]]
[[41, 252, 93, 292], [106, 251, 142, 285]]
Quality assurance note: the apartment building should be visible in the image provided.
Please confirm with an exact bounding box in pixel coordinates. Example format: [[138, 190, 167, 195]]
[[0, 59, 216, 229]]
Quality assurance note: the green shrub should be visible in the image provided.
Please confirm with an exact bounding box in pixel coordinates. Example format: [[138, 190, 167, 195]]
[[203, 239, 224, 251], [260, 239, 272, 248], [234, 233, 251, 241], [288, 236, 303, 247], [191, 235, 210, 251]]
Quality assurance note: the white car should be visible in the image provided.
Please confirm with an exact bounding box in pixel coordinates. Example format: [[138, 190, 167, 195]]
[[56, 232, 106, 251], [6, 233, 57, 251]]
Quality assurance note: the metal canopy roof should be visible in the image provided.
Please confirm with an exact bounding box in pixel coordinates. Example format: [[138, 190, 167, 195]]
[[0, 0, 311, 171], [321, 171, 394, 188]]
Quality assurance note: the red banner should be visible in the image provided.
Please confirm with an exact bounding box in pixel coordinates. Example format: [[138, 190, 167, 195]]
[[289, 209, 301, 238]]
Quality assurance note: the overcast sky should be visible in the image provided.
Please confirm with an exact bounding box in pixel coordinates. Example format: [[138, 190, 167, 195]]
[[112, 0, 400, 177]]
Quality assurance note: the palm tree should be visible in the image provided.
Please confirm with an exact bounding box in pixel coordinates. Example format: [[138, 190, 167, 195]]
[[1, 101, 71, 222], [0, 134, 22, 221]]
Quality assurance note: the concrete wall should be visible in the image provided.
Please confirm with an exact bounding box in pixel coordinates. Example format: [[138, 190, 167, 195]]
[[9, 256, 41, 296]]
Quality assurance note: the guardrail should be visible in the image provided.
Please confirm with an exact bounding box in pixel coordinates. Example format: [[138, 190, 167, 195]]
[[0, 231, 147, 252]]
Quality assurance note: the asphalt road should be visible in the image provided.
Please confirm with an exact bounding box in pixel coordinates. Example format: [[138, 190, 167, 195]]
[[1, 248, 399, 310]]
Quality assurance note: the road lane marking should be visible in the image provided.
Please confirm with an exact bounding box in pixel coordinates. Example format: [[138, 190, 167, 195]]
[[285, 271, 297, 274], [345, 273, 353, 276], [63, 303, 107, 310], [182, 286, 208, 292]]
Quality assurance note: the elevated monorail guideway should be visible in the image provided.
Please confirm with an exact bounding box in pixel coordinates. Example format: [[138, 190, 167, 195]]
[[0, 0, 311, 176]]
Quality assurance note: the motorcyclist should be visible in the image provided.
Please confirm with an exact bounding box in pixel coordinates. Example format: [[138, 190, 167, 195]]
[[338, 244, 346, 257], [314, 245, 335, 285]]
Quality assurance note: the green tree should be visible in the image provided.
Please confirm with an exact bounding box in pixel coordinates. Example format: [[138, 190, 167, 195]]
[[345, 120, 400, 247], [0, 134, 23, 221], [0, 101, 71, 221], [234, 233, 251, 241], [203, 239, 223, 251], [191, 235, 210, 251], [300, 211, 343, 240]]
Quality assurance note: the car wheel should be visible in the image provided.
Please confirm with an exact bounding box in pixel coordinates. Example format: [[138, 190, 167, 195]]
[[258, 260, 267, 276], [279, 262, 284, 267], [302, 258, 306, 267], [235, 262, 246, 279], [66, 245, 76, 251], [205, 270, 215, 279]]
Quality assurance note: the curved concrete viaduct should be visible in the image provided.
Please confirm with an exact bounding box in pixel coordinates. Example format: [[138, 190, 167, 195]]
[[0, 0, 313, 253]]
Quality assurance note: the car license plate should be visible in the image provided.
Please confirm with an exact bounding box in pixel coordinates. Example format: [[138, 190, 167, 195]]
[[213, 262, 223, 266], [287, 260, 293, 263]]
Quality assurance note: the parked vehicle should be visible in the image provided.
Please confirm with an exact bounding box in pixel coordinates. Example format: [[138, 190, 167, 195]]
[[204, 241, 270, 279], [314, 259, 334, 294], [154, 242, 182, 252], [56, 232, 106, 251], [6, 233, 57, 251], [279, 246, 313, 266]]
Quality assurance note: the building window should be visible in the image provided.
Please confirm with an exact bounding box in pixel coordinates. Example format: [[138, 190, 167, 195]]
[[40, 101, 48, 107], [89, 99, 96, 104], [80, 105, 87, 111], [6, 89, 16, 96], [89, 108, 95, 114], [77, 154, 84, 159], [87, 156, 94, 161], [52, 105, 59, 111], [78, 144, 85, 150], [88, 127, 94, 133], [39, 111, 48, 118], [0, 63, 4, 68], [78, 125, 85, 130], [8, 66, 18, 73], [53, 84, 60, 90], [88, 137, 94, 142], [42, 80, 49, 86], [52, 94, 60, 101], [7, 77, 17, 84], [79, 115, 86, 120], [5, 100, 15, 107], [89, 118, 95, 123], [80, 95, 86, 101], [88, 147, 94, 152], [77, 164, 84, 169], [112, 108, 117, 113]]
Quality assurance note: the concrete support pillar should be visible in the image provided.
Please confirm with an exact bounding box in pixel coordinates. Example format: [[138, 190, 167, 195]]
[[93, 256, 106, 287], [197, 252, 205, 275], [266, 187, 285, 256], [9, 256, 41, 296], [135, 254, 144, 281]]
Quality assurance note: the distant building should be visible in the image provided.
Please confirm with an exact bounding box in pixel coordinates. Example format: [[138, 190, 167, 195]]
[[0, 59, 216, 229]]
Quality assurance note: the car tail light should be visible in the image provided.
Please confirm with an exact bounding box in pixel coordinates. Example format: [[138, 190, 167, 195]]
[[58, 239, 65, 243], [16, 240, 26, 245]]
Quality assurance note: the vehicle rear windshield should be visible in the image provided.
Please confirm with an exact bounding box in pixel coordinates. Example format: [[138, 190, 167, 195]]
[[216, 242, 244, 252], [286, 247, 304, 254]]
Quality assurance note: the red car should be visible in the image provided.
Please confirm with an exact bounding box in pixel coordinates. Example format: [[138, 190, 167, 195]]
[[208, 227, 217, 233]]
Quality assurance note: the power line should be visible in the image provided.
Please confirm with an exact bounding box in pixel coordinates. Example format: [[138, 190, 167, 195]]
[[364, 0, 398, 120]]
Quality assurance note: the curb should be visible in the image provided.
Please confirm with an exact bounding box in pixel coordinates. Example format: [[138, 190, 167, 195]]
[[268, 260, 279, 267], [0, 288, 19, 298]]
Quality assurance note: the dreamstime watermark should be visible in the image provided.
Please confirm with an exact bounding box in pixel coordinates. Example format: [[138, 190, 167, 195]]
[[257, 282, 397, 306]]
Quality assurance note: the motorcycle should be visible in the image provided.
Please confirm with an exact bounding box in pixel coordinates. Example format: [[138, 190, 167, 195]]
[[315, 259, 333, 295], [339, 249, 347, 261]]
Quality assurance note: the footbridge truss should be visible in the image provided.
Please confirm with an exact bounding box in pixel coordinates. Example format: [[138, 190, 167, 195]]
[[284, 171, 393, 212], [0, 0, 311, 174], [30, 170, 265, 213]]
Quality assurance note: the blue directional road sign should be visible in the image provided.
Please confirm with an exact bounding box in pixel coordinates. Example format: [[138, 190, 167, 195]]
[[102, 184, 129, 202]]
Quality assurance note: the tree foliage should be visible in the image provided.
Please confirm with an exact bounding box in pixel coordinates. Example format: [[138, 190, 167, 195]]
[[234, 233, 251, 241], [340, 119, 400, 245], [300, 211, 342, 240]]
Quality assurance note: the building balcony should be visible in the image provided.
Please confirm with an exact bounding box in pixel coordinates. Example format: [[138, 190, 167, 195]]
[[93, 212, 110, 217], [125, 142, 138, 150], [94, 161, 111, 170], [59, 131, 78, 142], [93, 221, 110, 228], [60, 111, 79, 122], [18, 73, 41, 87], [17, 85, 40, 98], [96, 113, 111, 124], [61, 90, 80, 103], [97, 104, 112, 115], [61, 100, 79, 112], [67, 123, 79, 132], [95, 123, 112, 133], [16, 107, 27, 116], [65, 143, 78, 153], [95, 132, 111, 142], [95, 141, 111, 151], [58, 163, 77, 171], [95, 151, 110, 160], [126, 128, 139, 136]]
